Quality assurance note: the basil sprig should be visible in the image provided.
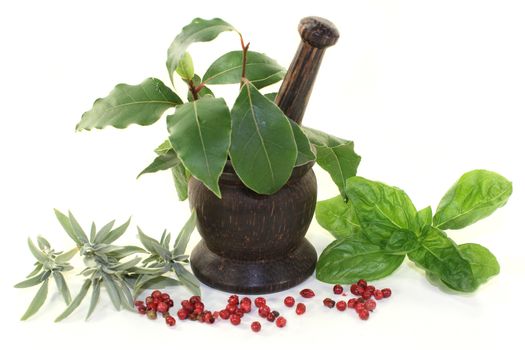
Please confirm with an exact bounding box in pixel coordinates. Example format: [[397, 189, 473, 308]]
[[316, 169, 512, 293]]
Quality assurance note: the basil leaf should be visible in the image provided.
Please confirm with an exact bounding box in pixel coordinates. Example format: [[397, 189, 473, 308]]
[[167, 18, 236, 84], [408, 226, 478, 292], [76, 78, 182, 131], [459, 243, 500, 285], [417, 206, 433, 232], [21, 278, 49, 320], [290, 121, 316, 166], [303, 127, 361, 199], [433, 170, 512, 230], [316, 233, 405, 283], [315, 195, 361, 239], [53, 271, 72, 304], [203, 51, 286, 89], [86, 278, 101, 321], [55, 279, 92, 322], [230, 82, 297, 194], [173, 263, 201, 296], [175, 52, 195, 81], [344, 177, 420, 253], [173, 210, 197, 256], [167, 97, 231, 198]]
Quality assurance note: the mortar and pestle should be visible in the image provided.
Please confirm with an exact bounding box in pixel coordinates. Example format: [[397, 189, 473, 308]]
[[189, 17, 339, 294]]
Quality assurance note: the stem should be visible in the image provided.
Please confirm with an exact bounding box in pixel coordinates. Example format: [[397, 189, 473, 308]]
[[188, 79, 199, 101], [239, 33, 250, 87]]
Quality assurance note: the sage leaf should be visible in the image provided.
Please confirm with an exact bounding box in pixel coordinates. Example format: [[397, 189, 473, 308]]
[[137, 227, 171, 259], [344, 177, 420, 253], [86, 278, 100, 321], [433, 170, 513, 230], [113, 256, 142, 271], [100, 218, 131, 244], [117, 279, 134, 310], [303, 127, 361, 199], [55, 247, 78, 263], [173, 210, 197, 256], [316, 233, 405, 283], [76, 78, 182, 131], [37, 236, 50, 251], [166, 18, 236, 84], [167, 97, 231, 198], [138, 149, 181, 178], [175, 52, 195, 81], [407, 226, 478, 292], [27, 238, 48, 264], [110, 245, 147, 260], [315, 195, 361, 239], [173, 263, 201, 296], [14, 271, 46, 288], [203, 51, 286, 89], [459, 243, 500, 285], [290, 121, 316, 166], [55, 279, 92, 322], [53, 271, 72, 304], [68, 211, 89, 244], [102, 273, 121, 311], [21, 278, 49, 320], [25, 263, 43, 279], [89, 222, 96, 242], [187, 75, 215, 102], [54, 209, 81, 246], [93, 220, 115, 244], [134, 276, 182, 297], [230, 82, 297, 194]]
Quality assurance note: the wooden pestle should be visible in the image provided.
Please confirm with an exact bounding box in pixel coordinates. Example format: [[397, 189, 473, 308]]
[[275, 17, 339, 125]]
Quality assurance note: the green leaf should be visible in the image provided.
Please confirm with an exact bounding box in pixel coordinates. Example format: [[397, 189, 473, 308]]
[[76, 78, 182, 131], [55, 279, 92, 322], [173, 210, 197, 256], [27, 238, 48, 264], [21, 278, 49, 320], [166, 18, 237, 84], [176, 52, 195, 81], [290, 121, 316, 166], [433, 170, 513, 230], [14, 271, 47, 288], [55, 247, 78, 263], [264, 92, 277, 101], [203, 51, 286, 89], [93, 220, 115, 244], [25, 263, 43, 278], [138, 149, 181, 178], [54, 209, 81, 246], [173, 263, 201, 296], [187, 75, 215, 102], [316, 233, 405, 283], [171, 162, 190, 201], [113, 256, 142, 271], [134, 276, 182, 297], [303, 127, 361, 199], [155, 139, 173, 156], [417, 206, 433, 231], [100, 218, 131, 244], [36, 236, 50, 251], [407, 226, 478, 292], [86, 278, 101, 321], [109, 245, 147, 260], [53, 271, 72, 304], [68, 211, 89, 244], [230, 82, 297, 194], [116, 279, 134, 310], [458, 243, 500, 285], [102, 273, 121, 311], [137, 227, 171, 259], [167, 97, 231, 198], [89, 222, 96, 242], [344, 177, 420, 253], [315, 195, 361, 239]]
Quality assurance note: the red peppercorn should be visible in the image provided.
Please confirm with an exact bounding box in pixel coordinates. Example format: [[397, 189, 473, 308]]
[[146, 302, 157, 311], [226, 303, 237, 314], [251, 321, 262, 332], [374, 289, 383, 300], [300, 288, 315, 298], [323, 298, 336, 308], [333, 284, 344, 295], [361, 290, 372, 300], [271, 310, 280, 317], [336, 301, 347, 311], [194, 301, 204, 310], [240, 298, 252, 313], [134, 300, 144, 307], [355, 302, 365, 313], [230, 314, 241, 325], [296, 303, 306, 315], [157, 301, 169, 314], [181, 300, 194, 313], [203, 311, 215, 324], [165, 315, 176, 326], [167, 299, 174, 308], [365, 299, 376, 311], [161, 293, 170, 301], [358, 309, 370, 320], [258, 305, 271, 318], [357, 279, 367, 288], [366, 285, 375, 293], [146, 309, 157, 320], [151, 290, 162, 299], [347, 298, 357, 309], [266, 312, 275, 322], [284, 296, 295, 307], [381, 288, 392, 298], [219, 309, 230, 320], [189, 295, 201, 304], [276, 316, 287, 328], [213, 311, 220, 320], [356, 286, 365, 295], [137, 305, 147, 315], [254, 297, 266, 308], [234, 308, 244, 318], [177, 308, 188, 320], [350, 284, 360, 296], [241, 297, 251, 305], [228, 295, 239, 306], [145, 296, 153, 304]]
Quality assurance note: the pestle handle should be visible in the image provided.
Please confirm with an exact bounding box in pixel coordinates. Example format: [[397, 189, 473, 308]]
[[275, 17, 339, 125]]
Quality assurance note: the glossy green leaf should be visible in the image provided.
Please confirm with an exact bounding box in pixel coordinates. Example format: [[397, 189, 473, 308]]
[[27, 238, 48, 264], [230, 82, 297, 194], [408, 226, 478, 292], [14, 272, 46, 288], [173, 210, 197, 256], [417, 206, 433, 231], [187, 75, 215, 102], [167, 18, 236, 84], [86, 278, 101, 321], [316, 195, 361, 239], [433, 170, 513, 230], [37, 236, 50, 251], [303, 127, 360, 199], [55, 279, 92, 322], [102, 273, 121, 311], [53, 271, 72, 304], [68, 211, 89, 244], [264, 92, 277, 101], [167, 97, 231, 197], [344, 177, 420, 253], [173, 263, 201, 296], [21, 278, 49, 320], [138, 149, 181, 178], [203, 51, 286, 88], [316, 233, 405, 283], [54, 209, 81, 246], [176, 52, 195, 81], [137, 227, 171, 259], [77, 78, 182, 131], [290, 121, 316, 166], [459, 243, 500, 285], [171, 164, 190, 201], [155, 139, 173, 155]]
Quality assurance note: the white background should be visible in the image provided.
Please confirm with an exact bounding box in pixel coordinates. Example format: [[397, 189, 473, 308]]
[[1, 0, 524, 348]]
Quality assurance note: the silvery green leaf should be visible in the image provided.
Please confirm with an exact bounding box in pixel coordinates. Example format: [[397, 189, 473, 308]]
[[134, 276, 182, 298], [173, 263, 201, 296], [21, 278, 49, 320], [55, 279, 92, 322], [55, 247, 78, 263], [131, 266, 168, 275], [93, 220, 115, 244], [89, 222, 96, 242], [102, 273, 121, 310], [100, 218, 131, 244], [86, 278, 101, 321], [173, 210, 197, 256], [68, 211, 89, 244], [27, 238, 48, 264], [37, 236, 51, 251], [137, 227, 171, 259], [14, 272, 46, 288], [53, 271, 72, 304], [25, 263, 43, 278], [117, 279, 134, 310], [109, 246, 147, 260], [113, 257, 142, 272], [54, 209, 81, 246]]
